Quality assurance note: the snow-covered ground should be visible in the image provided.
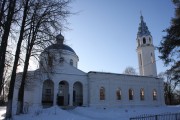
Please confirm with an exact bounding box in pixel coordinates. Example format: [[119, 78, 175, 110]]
[[0, 105, 180, 120], [0, 106, 6, 120]]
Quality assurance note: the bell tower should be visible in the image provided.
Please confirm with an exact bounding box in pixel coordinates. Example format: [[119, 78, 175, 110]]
[[136, 15, 157, 77]]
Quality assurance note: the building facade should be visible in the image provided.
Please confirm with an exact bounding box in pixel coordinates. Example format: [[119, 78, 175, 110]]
[[12, 15, 165, 113]]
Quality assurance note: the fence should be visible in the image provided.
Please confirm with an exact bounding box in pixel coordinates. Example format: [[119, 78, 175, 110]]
[[130, 112, 180, 120]]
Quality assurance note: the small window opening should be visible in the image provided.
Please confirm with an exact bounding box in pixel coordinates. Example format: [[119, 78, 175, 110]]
[[138, 39, 140, 46], [100, 87, 105, 100], [143, 37, 146, 44], [153, 89, 157, 100], [116, 88, 121, 100], [70, 59, 73, 66], [129, 89, 134, 100], [139, 54, 142, 66], [151, 53, 154, 63], [149, 38, 151, 44], [140, 89, 145, 100], [60, 57, 64, 63], [48, 55, 53, 67]]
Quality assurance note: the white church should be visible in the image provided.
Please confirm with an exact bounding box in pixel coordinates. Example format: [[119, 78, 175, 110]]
[[13, 15, 165, 111]]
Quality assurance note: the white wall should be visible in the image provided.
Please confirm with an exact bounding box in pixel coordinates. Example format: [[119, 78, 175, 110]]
[[39, 49, 79, 71], [136, 35, 157, 77], [37, 62, 88, 107], [88, 72, 165, 108]]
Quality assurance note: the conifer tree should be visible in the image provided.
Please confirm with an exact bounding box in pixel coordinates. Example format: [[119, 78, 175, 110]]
[[158, 0, 180, 85]]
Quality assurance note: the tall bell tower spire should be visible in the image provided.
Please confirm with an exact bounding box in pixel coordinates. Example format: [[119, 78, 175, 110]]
[[136, 14, 157, 77]]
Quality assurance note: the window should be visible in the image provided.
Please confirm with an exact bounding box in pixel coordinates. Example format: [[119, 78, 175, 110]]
[[139, 54, 142, 66], [149, 38, 151, 44], [116, 88, 121, 100], [140, 89, 145, 100], [129, 89, 133, 100], [153, 89, 157, 100], [48, 55, 53, 67], [151, 53, 154, 63], [143, 37, 146, 44], [100, 87, 105, 100], [70, 59, 73, 66], [138, 39, 140, 46], [60, 57, 64, 63]]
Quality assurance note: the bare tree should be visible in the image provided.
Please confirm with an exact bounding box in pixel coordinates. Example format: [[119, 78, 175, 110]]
[[0, 0, 17, 96], [0, 49, 13, 105], [0, 0, 8, 35], [123, 66, 137, 75], [0, 0, 71, 117], [6, 0, 30, 118], [173, 89, 180, 104], [158, 71, 178, 105], [16, 0, 71, 114]]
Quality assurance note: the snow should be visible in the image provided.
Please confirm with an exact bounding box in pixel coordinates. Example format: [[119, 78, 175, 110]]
[[0, 106, 6, 120], [0, 106, 180, 120]]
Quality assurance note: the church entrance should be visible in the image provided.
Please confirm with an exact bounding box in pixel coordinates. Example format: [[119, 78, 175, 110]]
[[57, 81, 69, 106], [42, 80, 54, 107], [73, 82, 83, 106]]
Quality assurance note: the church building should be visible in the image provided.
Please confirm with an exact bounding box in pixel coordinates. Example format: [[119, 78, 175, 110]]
[[12, 15, 165, 112]]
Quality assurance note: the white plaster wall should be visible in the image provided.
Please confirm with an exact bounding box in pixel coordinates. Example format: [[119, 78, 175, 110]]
[[12, 72, 38, 115], [39, 49, 79, 71], [141, 46, 157, 77], [52, 74, 88, 106], [136, 35, 157, 77], [37, 62, 88, 107], [88, 72, 164, 108], [137, 46, 157, 77]]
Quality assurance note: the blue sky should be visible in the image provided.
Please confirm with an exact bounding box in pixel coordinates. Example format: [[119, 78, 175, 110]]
[[63, 0, 174, 74]]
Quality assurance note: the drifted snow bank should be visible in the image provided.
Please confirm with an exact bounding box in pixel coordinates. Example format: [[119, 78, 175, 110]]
[[1, 105, 180, 120]]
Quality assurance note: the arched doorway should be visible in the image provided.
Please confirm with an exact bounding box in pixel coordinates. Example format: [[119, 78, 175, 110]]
[[42, 80, 54, 107], [73, 82, 83, 106], [57, 81, 69, 106]]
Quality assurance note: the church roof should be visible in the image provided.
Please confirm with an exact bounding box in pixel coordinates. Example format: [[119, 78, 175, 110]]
[[88, 71, 159, 79], [137, 15, 151, 37], [44, 44, 75, 53], [44, 34, 76, 54]]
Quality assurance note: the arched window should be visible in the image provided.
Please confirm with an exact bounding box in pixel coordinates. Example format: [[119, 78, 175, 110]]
[[59, 57, 64, 63], [151, 53, 154, 63], [143, 37, 146, 44], [116, 88, 121, 100], [140, 89, 145, 100], [70, 59, 73, 66], [42, 80, 54, 106], [129, 89, 134, 100], [73, 82, 83, 106], [153, 89, 157, 100], [138, 39, 140, 46], [149, 37, 151, 44], [100, 87, 105, 100], [139, 54, 142, 66], [58, 81, 69, 106], [48, 54, 53, 67]]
